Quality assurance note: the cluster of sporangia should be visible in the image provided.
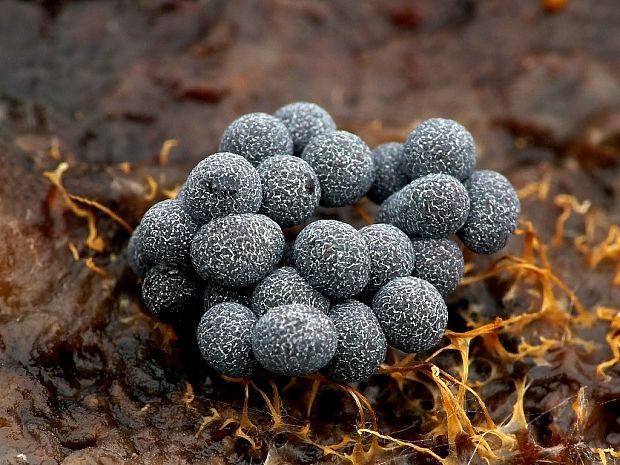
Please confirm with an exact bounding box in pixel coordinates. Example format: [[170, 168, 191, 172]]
[[128, 102, 520, 383]]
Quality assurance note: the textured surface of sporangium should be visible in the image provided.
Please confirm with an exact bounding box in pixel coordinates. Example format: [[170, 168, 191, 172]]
[[293, 220, 370, 299], [374, 191, 406, 230], [372, 276, 448, 353], [367, 142, 411, 204], [252, 267, 330, 316], [191, 214, 284, 287], [197, 302, 257, 377], [321, 300, 387, 383], [403, 118, 476, 181], [203, 281, 254, 311], [219, 112, 293, 166], [138, 199, 199, 268], [141, 263, 203, 323], [257, 155, 321, 228], [274, 101, 336, 155], [359, 223, 415, 292], [251, 304, 337, 376], [127, 224, 152, 278], [397, 174, 470, 238], [458, 170, 521, 254], [301, 131, 375, 207], [411, 238, 464, 296], [181, 152, 262, 224]]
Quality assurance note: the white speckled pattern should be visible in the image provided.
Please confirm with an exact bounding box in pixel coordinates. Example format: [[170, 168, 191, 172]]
[[181, 152, 262, 224], [197, 302, 257, 377], [404, 118, 476, 181], [219, 112, 293, 166], [301, 131, 375, 207], [359, 224, 415, 292], [252, 267, 330, 316], [127, 224, 151, 278], [137, 199, 199, 268], [374, 191, 407, 230], [142, 263, 203, 323], [252, 304, 337, 376], [191, 213, 284, 287], [367, 142, 411, 204], [458, 170, 520, 254], [411, 238, 464, 296], [129, 104, 521, 383], [372, 276, 447, 353], [274, 102, 336, 155], [293, 220, 370, 299], [321, 300, 387, 383], [257, 155, 321, 228], [396, 174, 470, 238], [203, 282, 254, 311]]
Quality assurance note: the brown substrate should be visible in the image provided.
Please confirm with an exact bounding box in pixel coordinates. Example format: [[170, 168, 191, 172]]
[[1, 1, 620, 464]]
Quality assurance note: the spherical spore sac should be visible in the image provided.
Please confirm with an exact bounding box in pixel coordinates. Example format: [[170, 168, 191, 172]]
[[274, 101, 336, 156], [372, 276, 447, 353], [181, 152, 262, 224], [301, 131, 375, 207], [367, 142, 411, 204], [359, 224, 415, 292], [293, 220, 370, 299], [411, 238, 464, 296], [374, 191, 406, 230], [197, 303, 257, 377], [138, 199, 199, 267], [219, 112, 293, 166], [251, 304, 337, 376], [141, 263, 203, 323], [252, 267, 330, 316], [203, 282, 254, 311], [191, 213, 284, 287], [458, 170, 520, 254], [127, 224, 151, 278], [396, 174, 470, 238], [403, 118, 476, 181], [321, 300, 387, 383], [257, 155, 321, 228]]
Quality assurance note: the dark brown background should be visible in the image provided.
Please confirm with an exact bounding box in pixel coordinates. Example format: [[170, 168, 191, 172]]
[[1, 1, 619, 464]]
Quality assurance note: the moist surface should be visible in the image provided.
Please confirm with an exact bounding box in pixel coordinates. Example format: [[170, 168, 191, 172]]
[[1, 1, 620, 464]]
